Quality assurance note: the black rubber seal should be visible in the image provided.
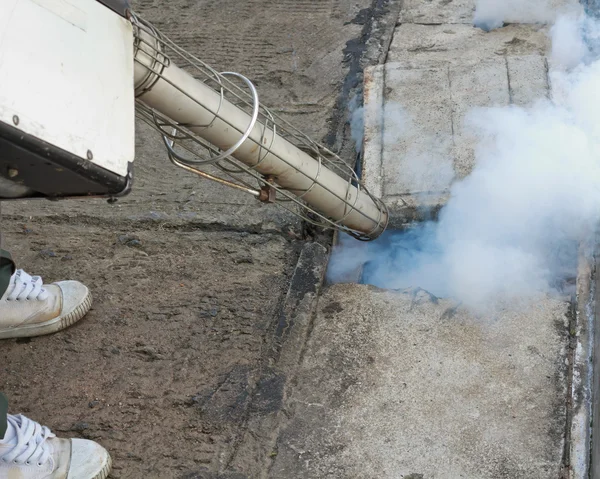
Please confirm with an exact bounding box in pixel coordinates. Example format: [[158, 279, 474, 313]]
[[96, 0, 130, 17]]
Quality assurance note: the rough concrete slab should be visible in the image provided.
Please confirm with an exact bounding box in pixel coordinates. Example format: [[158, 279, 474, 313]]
[[270, 284, 569, 478], [399, 0, 475, 25], [399, 0, 579, 25], [571, 246, 594, 479], [375, 57, 519, 198], [389, 23, 550, 65], [508, 55, 550, 106], [450, 58, 510, 178], [364, 24, 552, 211], [362, 66, 385, 199], [381, 64, 454, 197], [228, 243, 329, 478]]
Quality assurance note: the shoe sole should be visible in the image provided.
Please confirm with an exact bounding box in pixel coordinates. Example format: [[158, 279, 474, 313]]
[[94, 453, 112, 479], [0, 290, 93, 339], [68, 451, 112, 479]]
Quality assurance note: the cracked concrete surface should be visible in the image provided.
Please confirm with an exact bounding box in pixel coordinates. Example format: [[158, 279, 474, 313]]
[[270, 285, 569, 478]]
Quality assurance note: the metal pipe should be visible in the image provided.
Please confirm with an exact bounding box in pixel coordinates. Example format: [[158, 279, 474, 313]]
[[132, 30, 387, 239]]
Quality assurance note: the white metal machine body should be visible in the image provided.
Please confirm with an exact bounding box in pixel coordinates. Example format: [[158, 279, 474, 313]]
[[0, 0, 134, 197]]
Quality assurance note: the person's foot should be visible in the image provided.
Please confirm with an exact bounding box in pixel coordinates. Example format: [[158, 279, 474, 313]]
[[0, 270, 92, 339], [0, 414, 111, 479]]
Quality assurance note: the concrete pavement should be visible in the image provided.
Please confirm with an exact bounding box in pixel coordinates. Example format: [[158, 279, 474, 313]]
[[272, 285, 569, 478]]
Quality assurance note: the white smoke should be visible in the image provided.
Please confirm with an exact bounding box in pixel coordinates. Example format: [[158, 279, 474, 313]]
[[551, 13, 588, 68], [349, 94, 365, 152], [329, 12, 600, 311]]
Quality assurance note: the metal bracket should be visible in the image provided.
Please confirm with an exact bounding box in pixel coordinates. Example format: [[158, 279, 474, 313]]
[[258, 176, 277, 203]]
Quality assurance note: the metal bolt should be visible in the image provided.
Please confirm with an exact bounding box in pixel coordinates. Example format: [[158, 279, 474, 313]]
[[86, 150, 93, 160], [7, 168, 18, 178], [12, 115, 19, 126]]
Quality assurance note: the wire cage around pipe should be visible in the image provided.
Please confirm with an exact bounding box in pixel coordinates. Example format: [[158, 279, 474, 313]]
[[130, 13, 388, 241]]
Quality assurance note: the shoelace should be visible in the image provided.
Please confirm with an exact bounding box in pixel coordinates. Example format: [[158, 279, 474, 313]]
[[5, 270, 48, 301], [0, 415, 55, 466]]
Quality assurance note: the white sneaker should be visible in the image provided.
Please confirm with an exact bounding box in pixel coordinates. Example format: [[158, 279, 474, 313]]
[[0, 414, 111, 479], [0, 270, 92, 339]]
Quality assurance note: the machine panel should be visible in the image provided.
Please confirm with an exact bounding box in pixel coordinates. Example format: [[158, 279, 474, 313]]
[[0, 0, 135, 199]]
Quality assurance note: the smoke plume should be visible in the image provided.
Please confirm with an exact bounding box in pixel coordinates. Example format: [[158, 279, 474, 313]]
[[349, 94, 365, 153], [329, 12, 600, 311]]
